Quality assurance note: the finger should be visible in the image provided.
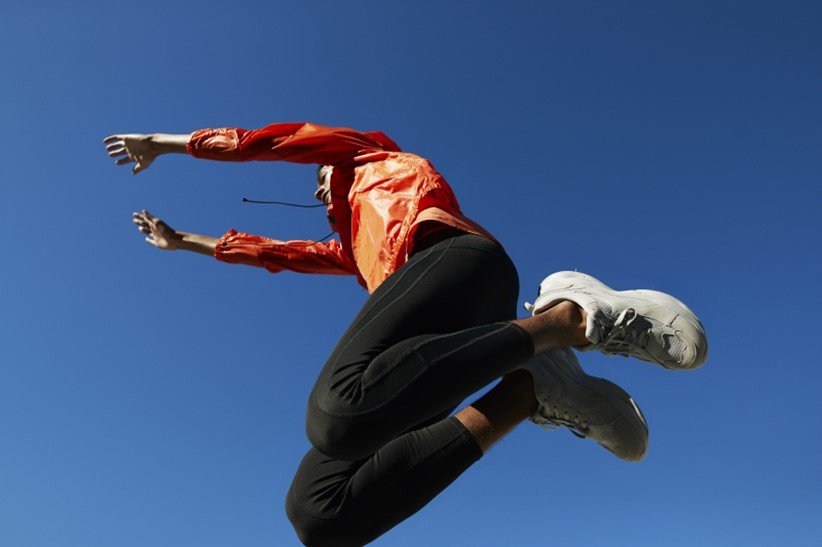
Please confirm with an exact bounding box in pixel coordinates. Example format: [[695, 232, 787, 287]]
[[106, 142, 125, 152], [103, 135, 122, 143], [132, 164, 143, 175], [108, 148, 128, 158], [139, 226, 151, 235], [145, 236, 157, 246], [115, 156, 134, 165]]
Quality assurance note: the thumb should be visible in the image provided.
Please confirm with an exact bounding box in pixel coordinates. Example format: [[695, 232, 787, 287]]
[[132, 163, 144, 175]]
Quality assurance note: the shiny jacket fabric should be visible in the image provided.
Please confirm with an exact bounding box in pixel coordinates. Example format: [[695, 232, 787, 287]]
[[187, 122, 496, 293]]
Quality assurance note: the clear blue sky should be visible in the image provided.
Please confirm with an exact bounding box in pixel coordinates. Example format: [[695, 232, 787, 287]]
[[2, 1, 820, 546]]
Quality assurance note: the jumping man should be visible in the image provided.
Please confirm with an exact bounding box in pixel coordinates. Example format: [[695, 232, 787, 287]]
[[104, 122, 708, 546]]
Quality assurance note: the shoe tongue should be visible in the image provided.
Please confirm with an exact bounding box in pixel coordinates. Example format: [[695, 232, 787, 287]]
[[586, 308, 607, 344], [586, 322, 600, 344]]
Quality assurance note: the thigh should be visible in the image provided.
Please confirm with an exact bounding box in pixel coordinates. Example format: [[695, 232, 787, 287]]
[[317, 234, 520, 394]]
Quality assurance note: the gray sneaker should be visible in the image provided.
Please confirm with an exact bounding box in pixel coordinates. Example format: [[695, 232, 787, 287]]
[[518, 348, 649, 462], [525, 271, 708, 370]]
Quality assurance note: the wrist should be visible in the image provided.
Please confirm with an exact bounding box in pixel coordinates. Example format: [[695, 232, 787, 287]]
[[167, 231, 186, 251]]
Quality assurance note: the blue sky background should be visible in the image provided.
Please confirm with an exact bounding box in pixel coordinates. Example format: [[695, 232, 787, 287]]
[[1, 1, 820, 545]]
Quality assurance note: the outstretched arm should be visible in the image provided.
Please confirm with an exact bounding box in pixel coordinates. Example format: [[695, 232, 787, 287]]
[[132, 210, 358, 278], [132, 209, 218, 255], [105, 123, 401, 174]]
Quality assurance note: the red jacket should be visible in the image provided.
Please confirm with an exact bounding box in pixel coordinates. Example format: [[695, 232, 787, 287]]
[[187, 122, 497, 293]]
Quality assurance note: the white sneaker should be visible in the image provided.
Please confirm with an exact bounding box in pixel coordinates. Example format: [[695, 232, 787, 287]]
[[525, 271, 708, 370], [518, 348, 649, 462]]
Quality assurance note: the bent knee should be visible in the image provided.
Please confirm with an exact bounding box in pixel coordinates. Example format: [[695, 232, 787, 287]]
[[286, 495, 364, 547], [305, 407, 378, 461]]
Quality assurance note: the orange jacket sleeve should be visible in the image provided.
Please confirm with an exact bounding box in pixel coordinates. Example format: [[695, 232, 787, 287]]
[[214, 229, 357, 276], [187, 122, 401, 166]]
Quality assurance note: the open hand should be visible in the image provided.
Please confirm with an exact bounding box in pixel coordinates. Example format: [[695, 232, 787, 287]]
[[132, 210, 181, 250], [105, 134, 158, 175]]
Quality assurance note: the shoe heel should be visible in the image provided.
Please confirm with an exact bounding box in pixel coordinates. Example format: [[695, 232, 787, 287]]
[[539, 271, 612, 294]]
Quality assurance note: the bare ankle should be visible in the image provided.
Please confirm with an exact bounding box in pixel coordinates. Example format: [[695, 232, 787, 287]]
[[456, 371, 536, 452], [514, 300, 588, 354], [548, 300, 587, 333]]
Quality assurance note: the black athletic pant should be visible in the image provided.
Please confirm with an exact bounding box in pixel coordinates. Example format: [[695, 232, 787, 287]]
[[286, 234, 534, 546]]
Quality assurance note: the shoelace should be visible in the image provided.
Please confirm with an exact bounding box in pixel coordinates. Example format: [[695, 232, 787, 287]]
[[599, 308, 651, 356], [531, 409, 589, 439]]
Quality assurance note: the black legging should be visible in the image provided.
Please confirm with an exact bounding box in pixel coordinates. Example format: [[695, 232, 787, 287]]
[[286, 234, 534, 546]]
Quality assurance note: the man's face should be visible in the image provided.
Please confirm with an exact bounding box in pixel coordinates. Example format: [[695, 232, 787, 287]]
[[315, 165, 333, 205]]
